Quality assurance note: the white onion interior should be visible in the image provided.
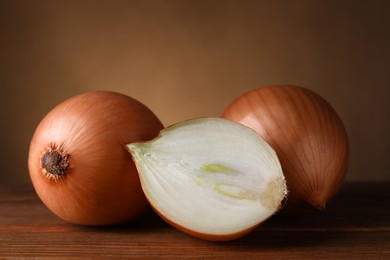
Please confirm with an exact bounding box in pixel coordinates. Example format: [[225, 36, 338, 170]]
[[128, 118, 287, 236]]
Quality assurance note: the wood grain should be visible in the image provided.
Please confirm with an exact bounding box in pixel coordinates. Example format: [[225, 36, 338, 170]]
[[1, 182, 389, 258]]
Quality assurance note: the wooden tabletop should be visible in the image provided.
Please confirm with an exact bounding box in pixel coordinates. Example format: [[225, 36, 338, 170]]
[[1, 182, 389, 259]]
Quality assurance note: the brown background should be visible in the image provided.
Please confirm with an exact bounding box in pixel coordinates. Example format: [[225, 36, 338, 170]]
[[1, 0, 389, 189]]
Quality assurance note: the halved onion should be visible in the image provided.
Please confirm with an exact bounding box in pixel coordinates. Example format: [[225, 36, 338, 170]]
[[127, 118, 287, 241]]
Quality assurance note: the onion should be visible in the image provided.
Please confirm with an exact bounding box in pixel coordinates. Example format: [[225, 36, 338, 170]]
[[127, 118, 287, 241], [28, 91, 163, 226], [222, 85, 349, 214]]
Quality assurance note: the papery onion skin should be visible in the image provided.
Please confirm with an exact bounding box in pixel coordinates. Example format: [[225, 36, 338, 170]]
[[28, 91, 163, 226], [222, 85, 349, 214]]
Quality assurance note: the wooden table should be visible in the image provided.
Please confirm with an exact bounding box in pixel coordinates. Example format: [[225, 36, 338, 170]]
[[1, 182, 389, 258]]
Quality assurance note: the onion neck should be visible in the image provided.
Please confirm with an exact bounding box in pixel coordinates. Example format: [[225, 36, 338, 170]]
[[40, 147, 69, 181]]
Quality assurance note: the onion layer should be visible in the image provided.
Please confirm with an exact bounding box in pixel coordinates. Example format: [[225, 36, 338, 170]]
[[222, 85, 349, 214], [28, 91, 163, 225]]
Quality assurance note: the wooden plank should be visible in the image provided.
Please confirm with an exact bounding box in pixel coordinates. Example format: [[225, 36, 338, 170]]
[[0, 182, 389, 258]]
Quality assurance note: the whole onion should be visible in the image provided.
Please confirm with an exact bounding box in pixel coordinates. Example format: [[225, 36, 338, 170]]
[[28, 91, 163, 225], [222, 85, 349, 214]]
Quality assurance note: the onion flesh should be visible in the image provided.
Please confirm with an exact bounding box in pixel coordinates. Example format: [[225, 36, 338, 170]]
[[127, 118, 287, 241]]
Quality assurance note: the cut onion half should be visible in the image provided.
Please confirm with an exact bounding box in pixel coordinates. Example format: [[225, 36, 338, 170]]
[[126, 118, 287, 241]]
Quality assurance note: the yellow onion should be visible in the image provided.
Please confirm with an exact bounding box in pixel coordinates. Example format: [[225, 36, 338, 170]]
[[222, 85, 349, 214], [127, 118, 287, 241], [28, 91, 163, 225]]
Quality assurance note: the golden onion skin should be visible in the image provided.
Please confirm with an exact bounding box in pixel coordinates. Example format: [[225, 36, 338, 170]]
[[28, 91, 163, 226], [222, 85, 349, 214]]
